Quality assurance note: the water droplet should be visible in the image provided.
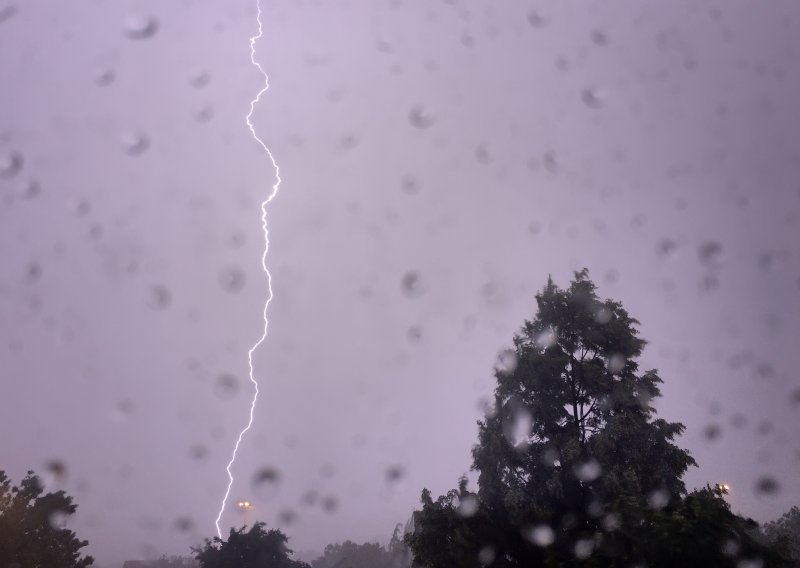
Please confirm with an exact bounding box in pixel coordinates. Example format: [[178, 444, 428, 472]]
[[173, 517, 194, 532], [0, 2, 17, 23], [401, 270, 425, 298], [606, 353, 626, 374], [44, 459, 67, 484], [543, 151, 558, 174], [503, 404, 532, 450], [48, 510, 69, 529], [478, 546, 495, 566], [457, 494, 478, 517], [647, 488, 669, 509], [477, 396, 497, 418], [721, 539, 740, 557], [527, 10, 548, 28], [146, 284, 171, 309], [219, 265, 245, 293], [189, 71, 210, 88], [21, 179, 41, 199], [601, 513, 620, 531], [121, 132, 150, 156], [385, 465, 405, 483], [408, 105, 435, 129], [574, 539, 594, 559], [123, 15, 159, 40], [737, 559, 764, 568], [214, 373, 239, 398], [320, 463, 336, 478], [301, 490, 319, 506], [573, 459, 601, 482], [321, 495, 338, 512], [24, 262, 42, 284], [754, 476, 780, 495], [496, 349, 518, 375], [278, 509, 297, 525], [657, 239, 678, 260], [704, 424, 722, 441], [94, 68, 115, 86], [0, 151, 23, 178], [194, 106, 214, 123], [534, 327, 557, 349], [699, 241, 723, 267], [594, 307, 612, 324], [581, 87, 604, 108], [591, 30, 609, 46], [523, 525, 555, 547], [475, 144, 492, 164], [406, 325, 422, 342], [189, 444, 208, 460], [253, 466, 280, 486], [401, 174, 420, 194]]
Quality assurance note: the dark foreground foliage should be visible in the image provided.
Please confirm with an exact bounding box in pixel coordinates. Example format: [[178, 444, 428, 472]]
[[406, 271, 789, 567]]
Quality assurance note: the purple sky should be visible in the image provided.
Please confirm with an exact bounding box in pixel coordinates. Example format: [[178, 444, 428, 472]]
[[2, 1, 800, 566]]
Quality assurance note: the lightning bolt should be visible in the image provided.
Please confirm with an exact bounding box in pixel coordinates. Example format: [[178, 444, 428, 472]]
[[214, 0, 278, 539]]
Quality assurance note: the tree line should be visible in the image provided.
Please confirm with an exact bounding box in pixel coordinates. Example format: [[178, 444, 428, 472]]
[[2, 272, 798, 567]]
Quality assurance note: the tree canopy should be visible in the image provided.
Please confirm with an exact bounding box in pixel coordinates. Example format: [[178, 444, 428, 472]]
[[192, 522, 309, 568], [0, 469, 94, 568], [406, 270, 786, 567]]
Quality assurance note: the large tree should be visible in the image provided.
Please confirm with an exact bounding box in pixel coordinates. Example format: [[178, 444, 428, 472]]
[[0, 469, 94, 568], [193, 522, 309, 568], [763, 506, 800, 566], [406, 271, 784, 567]]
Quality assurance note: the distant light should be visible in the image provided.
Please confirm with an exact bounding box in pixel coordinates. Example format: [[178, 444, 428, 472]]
[[237, 500, 252, 510], [716, 483, 730, 494]]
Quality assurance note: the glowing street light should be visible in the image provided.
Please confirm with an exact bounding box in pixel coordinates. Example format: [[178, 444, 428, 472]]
[[716, 483, 731, 494], [237, 500, 253, 510]]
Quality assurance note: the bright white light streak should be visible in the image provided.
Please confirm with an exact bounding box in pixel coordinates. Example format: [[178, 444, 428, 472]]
[[214, 0, 279, 539]]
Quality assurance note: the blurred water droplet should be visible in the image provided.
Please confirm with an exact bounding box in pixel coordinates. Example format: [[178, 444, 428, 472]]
[[704, 424, 722, 441], [24, 262, 42, 284], [0, 151, 23, 178], [121, 132, 150, 156], [574, 539, 594, 559], [401, 174, 420, 194], [523, 525, 555, 547], [189, 444, 208, 460], [527, 10, 548, 28], [219, 265, 245, 294], [721, 539, 740, 557], [401, 271, 425, 298], [44, 459, 67, 484], [278, 509, 297, 525], [385, 465, 405, 483], [573, 459, 601, 482], [699, 241, 723, 267], [146, 285, 171, 309], [647, 488, 669, 509], [503, 404, 532, 450], [594, 307, 611, 324], [496, 349, 518, 375], [657, 239, 678, 260], [475, 144, 492, 164], [321, 495, 338, 512], [301, 490, 319, 506], [406, 325, 422, 342], [591, 29, 609, 46], [755, 476, 780, 495], [0, 3, 17, 23], [602, 513, 620, 531], [320, 463, 336, 478], [215, 373, 239, 398], [94, 68, 115, 86], [737, 559, 764, 568], [194, 106, 214, 123], [606, 353, 626, 374], [408, 105, 435, 129], [123, 15, 158, 40], [581, 87, 604, 108], [477, 396, 497, 418], [535, 327, 556, 349], [253, 466, 280, 486], [48, 510, 69, 529], [173, 516, 194, 532], [543, 151, 558, 173], [457, 494, 478, 517], [189, 71, 210, 88], [478, 546, 495, 566], [21, 179, 41, 199]]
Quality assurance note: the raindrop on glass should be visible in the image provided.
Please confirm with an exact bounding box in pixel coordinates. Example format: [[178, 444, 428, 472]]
[[401, 174, 420, 195], [573, 459, 601, 482], [48, 510, 69, 529], [0, 151, 23, 178], [699, 241, 723, 267], [321, 495, 338, 512], [123, 15, 159, 40], [44, 459, 67, 484], [478, 546, 495, 566], [189, 444, 208, 460], [408, 105, 435, 129], [146, 285, 171, 310], [121, 132, 150, 156], [385, 465, 405, 483], [194, 106, 214, 123], [457, 494, 479, 517], [523, 525, 555, 547], [189, 71, 210, 88], [755, 476, 780, 495], [647, 488, 669, 509], [173, 517, 194, 532], [591, 29, 609, 46], [581, 87, 604, 109], [496, 349, 518, 375], [0, 3, 17, 24], [401, 270, 425, 298], [219, 265, 245, 293], [527, 10, 548, 28], [94, 68, 115, 86], [214, 373, 239, 398], [574, 539, 594, 560], [704, 424, 722, 441]]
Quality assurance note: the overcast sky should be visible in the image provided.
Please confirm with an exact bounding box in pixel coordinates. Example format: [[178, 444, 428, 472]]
[[2, 1, 800, 566]]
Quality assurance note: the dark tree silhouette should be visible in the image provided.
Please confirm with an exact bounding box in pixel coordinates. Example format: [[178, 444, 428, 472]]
[[406, 271, 786, 567], [0, 469, 94, 568], [193, 522, 309, 568], [763, 506, 800, 566]]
